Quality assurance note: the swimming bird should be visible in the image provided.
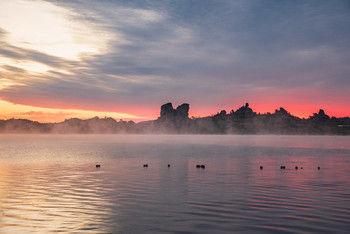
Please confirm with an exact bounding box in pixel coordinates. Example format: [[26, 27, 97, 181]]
[[196, 165, 201, 168], [317, 166, 320, 170], [260, 166, 263, 170], [295, 166, 298, 170], [200, 165, 205, 169], [96, 164, 101, 168], [168, 164, 170, 167], [143, 164, 148, 167]]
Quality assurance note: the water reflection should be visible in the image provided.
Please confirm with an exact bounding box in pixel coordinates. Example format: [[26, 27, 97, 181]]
[[0, 164, 119, 233], [0, 135, 349, 233]]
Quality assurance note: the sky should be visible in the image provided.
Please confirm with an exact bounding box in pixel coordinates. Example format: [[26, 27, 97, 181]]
[[0, 0, 349, 122]]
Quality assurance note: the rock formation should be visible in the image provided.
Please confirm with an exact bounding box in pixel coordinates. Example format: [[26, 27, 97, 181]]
[[157, 102, 190, 132], [0, 102, 349, 135], [234, 103, 256, 118], [176, 103, 190, 119], [160, 103, 175, 119], [310, 109, 330, 121], [159, 102, 190, 121]]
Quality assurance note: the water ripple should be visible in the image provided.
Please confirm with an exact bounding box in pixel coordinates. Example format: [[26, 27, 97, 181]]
[[0, 135, 350, 233]]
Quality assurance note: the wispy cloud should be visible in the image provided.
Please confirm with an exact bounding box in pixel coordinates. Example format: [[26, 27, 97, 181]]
[[0, 0, 350, 119]]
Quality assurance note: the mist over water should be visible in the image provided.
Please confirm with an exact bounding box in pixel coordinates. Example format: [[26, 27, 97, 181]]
[[0, 135, 349, 233]]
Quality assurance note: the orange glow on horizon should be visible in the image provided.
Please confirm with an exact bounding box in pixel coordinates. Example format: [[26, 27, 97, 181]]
[[1, 99, 349, 124], [0, 100, 151, 123], [190, 102, 349, 119]]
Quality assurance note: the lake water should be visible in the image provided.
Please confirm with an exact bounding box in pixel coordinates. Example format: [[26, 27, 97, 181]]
[[0, 134, 349, 233]]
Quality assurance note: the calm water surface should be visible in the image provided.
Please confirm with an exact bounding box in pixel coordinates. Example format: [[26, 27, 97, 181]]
[[0, 135, 349, 233]]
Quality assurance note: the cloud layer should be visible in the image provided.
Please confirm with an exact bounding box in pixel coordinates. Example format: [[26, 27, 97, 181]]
[[1, 0, 350, 120]]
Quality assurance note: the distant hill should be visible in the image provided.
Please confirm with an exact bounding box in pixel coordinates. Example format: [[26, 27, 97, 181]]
[[1, 102, 349, 135]]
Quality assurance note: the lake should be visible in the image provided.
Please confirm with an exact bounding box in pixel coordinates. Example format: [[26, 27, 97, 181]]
[[0, 134, 349, 233]]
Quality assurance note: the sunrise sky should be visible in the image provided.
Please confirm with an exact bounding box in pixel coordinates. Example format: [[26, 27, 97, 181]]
[[0, 0, 349, 122]]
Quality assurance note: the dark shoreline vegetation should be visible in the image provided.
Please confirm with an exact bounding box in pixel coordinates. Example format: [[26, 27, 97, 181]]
[[1, 102, 349, 135]]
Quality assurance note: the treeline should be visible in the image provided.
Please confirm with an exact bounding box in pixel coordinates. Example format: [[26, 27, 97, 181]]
[[0, 102, 349, 134], [151, 103, 350, 135], [0, 117, 137, 134]]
